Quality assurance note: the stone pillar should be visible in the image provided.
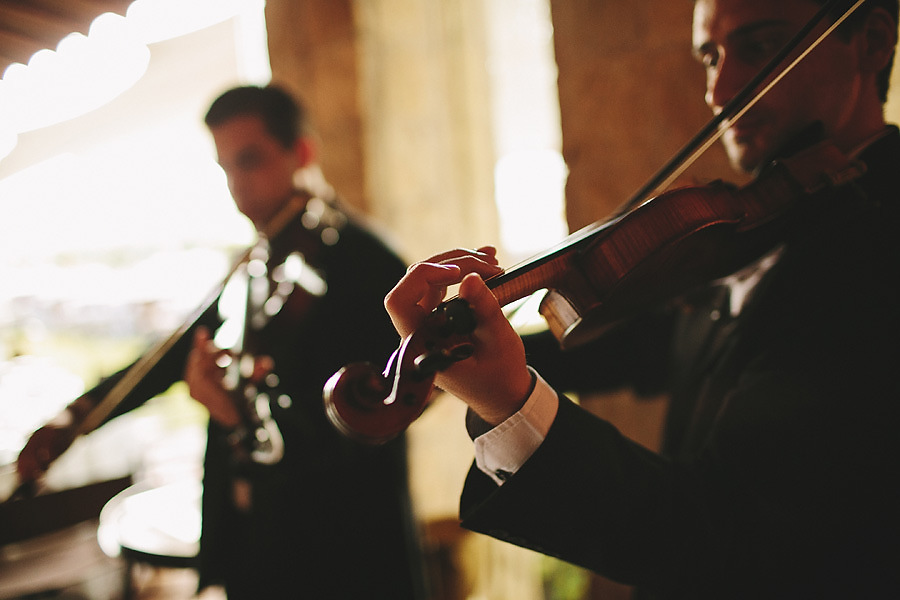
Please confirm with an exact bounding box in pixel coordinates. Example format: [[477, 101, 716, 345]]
[[265, 0, 369, 212], [549, 0, 742, 231], [353, 0, 500, 261]]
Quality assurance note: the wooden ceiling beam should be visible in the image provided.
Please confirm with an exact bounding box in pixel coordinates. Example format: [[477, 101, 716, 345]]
[[0, 0, 134, 75]]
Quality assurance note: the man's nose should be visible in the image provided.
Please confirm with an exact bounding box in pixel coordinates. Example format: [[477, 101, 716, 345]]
[[706, 56, 745, 112]]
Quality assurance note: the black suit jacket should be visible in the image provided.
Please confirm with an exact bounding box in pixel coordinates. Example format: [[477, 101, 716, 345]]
[[89, 201, 425, 599], [460, 129, 900, 599]]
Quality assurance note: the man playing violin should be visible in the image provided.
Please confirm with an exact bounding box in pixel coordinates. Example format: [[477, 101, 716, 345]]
[[383, 0, 900, 597], [17, 86, 426, 599]]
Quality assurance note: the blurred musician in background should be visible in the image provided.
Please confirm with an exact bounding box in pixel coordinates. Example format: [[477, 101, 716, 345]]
[[18, 85, 426, 599]]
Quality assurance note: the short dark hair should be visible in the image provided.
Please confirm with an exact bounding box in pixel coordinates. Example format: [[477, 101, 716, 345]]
[[813, 0, 899, 101], [204, 85, 310, 149]]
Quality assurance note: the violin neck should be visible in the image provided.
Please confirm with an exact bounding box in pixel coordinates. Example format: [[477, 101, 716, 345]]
[[484, 217, 614, 307]]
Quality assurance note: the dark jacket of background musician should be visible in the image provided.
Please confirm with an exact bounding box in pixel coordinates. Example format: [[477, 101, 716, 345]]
[[460, 128, 900, 599], [90, 205, 425, 599]]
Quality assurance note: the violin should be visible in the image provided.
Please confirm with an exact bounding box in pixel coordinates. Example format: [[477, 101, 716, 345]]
[[219, 193, 343, 465], [8, 191, 342, 501], [324, 140, 865, 444], [322, 0, 868, 444], [221, 192, 352, 466]]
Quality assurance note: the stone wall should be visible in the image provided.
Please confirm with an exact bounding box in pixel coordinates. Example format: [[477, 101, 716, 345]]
[[265, 0, 369, 213], [265, 0, 500, 263]]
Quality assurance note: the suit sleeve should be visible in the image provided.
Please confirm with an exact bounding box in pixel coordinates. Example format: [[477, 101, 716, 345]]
[[85, 299, 221, 424], [460, 395, 680, 588]]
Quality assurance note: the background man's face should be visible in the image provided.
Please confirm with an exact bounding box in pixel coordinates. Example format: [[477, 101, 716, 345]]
[[210, 114, 299, 229]]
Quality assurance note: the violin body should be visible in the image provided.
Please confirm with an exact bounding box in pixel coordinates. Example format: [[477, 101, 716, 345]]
[[225, 194, 344, 463], [324, 140, 865, 444], [538, 180, 792, 348], [221, 239, 291, 466]]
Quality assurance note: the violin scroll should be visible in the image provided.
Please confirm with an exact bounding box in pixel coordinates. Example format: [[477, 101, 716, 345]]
[[324, 298, 476, 444]]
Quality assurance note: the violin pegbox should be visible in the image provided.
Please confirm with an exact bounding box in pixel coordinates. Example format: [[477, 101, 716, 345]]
[[323, 297, 477, 445]]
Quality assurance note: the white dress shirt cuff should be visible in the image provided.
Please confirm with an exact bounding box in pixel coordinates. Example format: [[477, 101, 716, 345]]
[[473, 369, 559, 485]]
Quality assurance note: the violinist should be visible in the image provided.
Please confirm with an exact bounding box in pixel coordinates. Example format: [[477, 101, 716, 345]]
[[383, 0, 900, 596], [17, 86, 426, 599]]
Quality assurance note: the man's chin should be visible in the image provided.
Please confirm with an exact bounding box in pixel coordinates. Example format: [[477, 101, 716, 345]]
[[724, 147, 759, 174], [721, 133, 769, 173]]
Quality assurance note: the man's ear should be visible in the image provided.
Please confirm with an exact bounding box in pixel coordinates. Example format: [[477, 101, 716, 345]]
[[859, 7, 897, 74], [293, 136, 316, 168]]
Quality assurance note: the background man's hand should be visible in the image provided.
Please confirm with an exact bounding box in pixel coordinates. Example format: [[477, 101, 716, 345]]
[[185, 327, 244, 428], [16, 421, 75, 483]]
